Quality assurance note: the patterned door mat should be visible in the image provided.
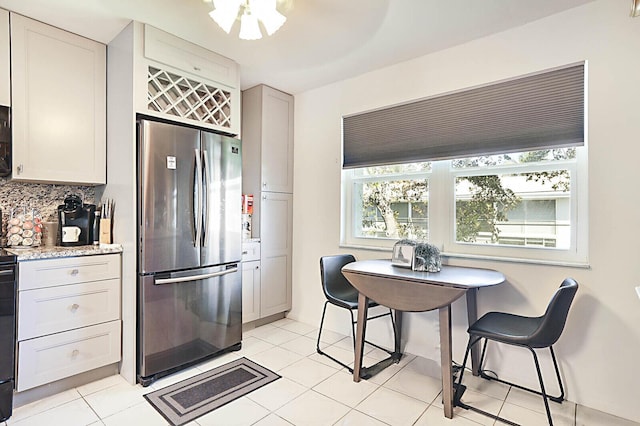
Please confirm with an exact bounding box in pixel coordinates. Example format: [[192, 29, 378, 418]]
[[144, 357, 280, 425]]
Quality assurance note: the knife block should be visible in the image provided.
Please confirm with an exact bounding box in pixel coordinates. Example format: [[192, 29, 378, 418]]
[[99, 218, 112, 244]]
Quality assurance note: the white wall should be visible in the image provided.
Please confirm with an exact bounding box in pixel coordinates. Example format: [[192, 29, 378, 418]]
[[290, 0, 640, 422]]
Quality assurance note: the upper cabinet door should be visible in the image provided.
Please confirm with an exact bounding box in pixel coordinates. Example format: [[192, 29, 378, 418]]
[[142, 25, 240, 136], [241, 85, 294, 196], [10, 13, 106, 185], [261, 86, 294, 193], [0, 9, 9, 106]]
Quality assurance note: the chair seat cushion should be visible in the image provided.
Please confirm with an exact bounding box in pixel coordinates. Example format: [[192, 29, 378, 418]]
[[469, 312, 543, 346], [327, 285, 379, 310]]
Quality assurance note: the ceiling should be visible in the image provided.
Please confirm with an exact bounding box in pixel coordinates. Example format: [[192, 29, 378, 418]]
[[0, 0, 597, 94]]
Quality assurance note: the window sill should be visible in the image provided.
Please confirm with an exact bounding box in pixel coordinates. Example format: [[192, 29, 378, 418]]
[[339, 243, 590, 269]]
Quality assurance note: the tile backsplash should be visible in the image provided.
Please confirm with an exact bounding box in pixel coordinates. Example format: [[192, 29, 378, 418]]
[[0, 178, 97, 234]]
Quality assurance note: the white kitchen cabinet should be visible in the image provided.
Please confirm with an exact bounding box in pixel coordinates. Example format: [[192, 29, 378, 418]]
[[16, 254, 122, 391], [17, 321, 121, 392], [0, 9, 9, 106], [242, 261, 261, 323], [242, 85, 294, 194], [260, 192, 293, 317], [241, 241, 261, 323], [17, 279, 121, 341], [242, 85, 294, 320], [141, 24, 240, 135], [10, 13, 106, 185]]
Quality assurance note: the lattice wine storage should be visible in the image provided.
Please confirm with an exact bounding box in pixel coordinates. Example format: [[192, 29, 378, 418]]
[[147, 66, 232, 129]]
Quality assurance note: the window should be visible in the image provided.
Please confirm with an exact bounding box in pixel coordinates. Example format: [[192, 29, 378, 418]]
[[347, 163, 431, 242], [341, 148, 588, 264], [341, 63, 587, 264]]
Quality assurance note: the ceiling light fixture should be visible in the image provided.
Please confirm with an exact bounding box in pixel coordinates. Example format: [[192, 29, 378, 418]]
[[632, 0, 640, 17], [207, 0, 287, 40]]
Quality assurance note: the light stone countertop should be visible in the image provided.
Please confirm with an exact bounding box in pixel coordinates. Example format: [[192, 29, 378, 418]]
[[5, 243, 123, 261]]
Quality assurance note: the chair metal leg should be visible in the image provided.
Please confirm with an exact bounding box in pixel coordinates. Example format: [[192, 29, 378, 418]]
[[349, 309, 357, 349], [316, 301, 355, 373], [548, 346, 565, 403], [454, 336, 484, 403], [350, 308, 397, 357], [470, 342, 565, 426], [453, 336, 475, 403], [478, 345, 565, 404], [529, 347, 554, 426], [317, 302, 400, 376], [388, 308, 397, 341], [454, 336, 520, 426], [316, 301, 329, 353], [478, 338, 489, 371]]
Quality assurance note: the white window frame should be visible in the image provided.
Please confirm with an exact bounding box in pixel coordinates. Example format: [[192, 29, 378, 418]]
[[341, 146, 589, 266], [341, 167, 432, 250]]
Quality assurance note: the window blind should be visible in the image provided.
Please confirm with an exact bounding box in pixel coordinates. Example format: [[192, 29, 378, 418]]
[[342, 63, 585, 169]]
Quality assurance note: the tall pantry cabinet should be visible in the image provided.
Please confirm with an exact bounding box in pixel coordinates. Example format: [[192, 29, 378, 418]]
[[242, 85, 294, 319]]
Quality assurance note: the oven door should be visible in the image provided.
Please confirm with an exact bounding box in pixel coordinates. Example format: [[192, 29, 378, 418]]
[[137, 264, 242, 383], [0, 264, 16, 422], [0, 265, 15, 382]]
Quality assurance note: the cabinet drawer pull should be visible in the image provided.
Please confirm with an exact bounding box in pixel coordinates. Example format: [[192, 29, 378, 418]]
[[193, 66, 201, 71], [71, 349, 80, 358], [69, 269, 79, 276], [255, 265, 259, 270], [242, 251, 248, 255], [70, 303, 80, 312]]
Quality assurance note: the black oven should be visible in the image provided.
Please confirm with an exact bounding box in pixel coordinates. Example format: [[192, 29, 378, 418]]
[[0, 251, 17, 421]]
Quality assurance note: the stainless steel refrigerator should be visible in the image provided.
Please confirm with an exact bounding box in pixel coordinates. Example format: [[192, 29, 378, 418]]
[[136, 118, 242, 386]]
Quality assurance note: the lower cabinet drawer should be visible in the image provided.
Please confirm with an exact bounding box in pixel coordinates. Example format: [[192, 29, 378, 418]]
[[19, 254, 121, 291], [18, 279, 121, 341], [17, 320, 121, 391], [242, 242, 260, 262]]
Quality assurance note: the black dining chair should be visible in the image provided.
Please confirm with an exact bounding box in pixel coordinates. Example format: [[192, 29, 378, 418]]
[[454, 278, 578, 426], [316, 254, 397, 373]]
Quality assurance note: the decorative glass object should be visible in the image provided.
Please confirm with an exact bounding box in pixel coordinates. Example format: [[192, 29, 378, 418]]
[[394, 239, 441, 272], [6, 206, 42, 248], [413, 242, 442, 272]]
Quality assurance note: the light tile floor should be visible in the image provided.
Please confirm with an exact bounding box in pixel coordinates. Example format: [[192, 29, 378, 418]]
[[5, 318, 640, 426]]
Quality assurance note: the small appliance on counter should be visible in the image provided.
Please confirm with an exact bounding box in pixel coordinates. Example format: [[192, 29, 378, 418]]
[[57, 195, 96, 246]]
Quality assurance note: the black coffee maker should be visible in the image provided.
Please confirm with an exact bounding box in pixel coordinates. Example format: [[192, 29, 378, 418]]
[[57, 195, 96, 246]]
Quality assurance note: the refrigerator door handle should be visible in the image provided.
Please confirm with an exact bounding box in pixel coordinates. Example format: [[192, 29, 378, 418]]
[[154, 267, 238, 285], [194, 148, 203, 247], [202, 149, 210, 247]]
